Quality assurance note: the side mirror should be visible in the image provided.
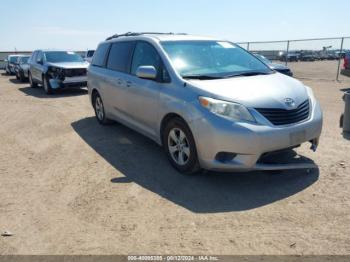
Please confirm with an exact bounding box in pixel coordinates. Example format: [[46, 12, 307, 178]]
[[136, 66, 157, 80], [37, 59, 43, 65]]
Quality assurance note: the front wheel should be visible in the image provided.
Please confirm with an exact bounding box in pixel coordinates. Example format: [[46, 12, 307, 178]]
[[19, 71, 26, 82], [163, 118, 200, 174], [43, 75, 53, 94], [29, 72, 37, 88]]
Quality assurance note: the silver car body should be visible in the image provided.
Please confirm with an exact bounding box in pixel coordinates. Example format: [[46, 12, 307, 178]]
[[15, 55, 31, 78], [88, 34, 323, 171], [6, 54, 25, 74], [29, 50, 89, 89]]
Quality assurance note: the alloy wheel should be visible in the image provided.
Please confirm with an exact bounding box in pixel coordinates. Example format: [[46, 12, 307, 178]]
[[95, 96, 104, 121], [167, 128, 190, 166]]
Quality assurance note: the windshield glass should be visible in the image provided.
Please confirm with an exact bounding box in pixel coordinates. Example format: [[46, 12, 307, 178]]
[[255, 54, 271, 64], [9, 56, 18, 63], [20, 57, 30, 63], [45, 51, 84, 63], [161, 41, 272, 78]]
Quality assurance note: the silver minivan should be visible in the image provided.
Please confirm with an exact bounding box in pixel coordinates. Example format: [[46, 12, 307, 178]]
[[88, 33, 322, 174]]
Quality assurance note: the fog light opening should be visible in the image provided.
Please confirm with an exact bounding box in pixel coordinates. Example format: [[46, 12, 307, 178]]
[[215, 152, 237, 163]]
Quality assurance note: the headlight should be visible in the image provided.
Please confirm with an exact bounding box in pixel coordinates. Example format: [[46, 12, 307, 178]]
[[199, 96, 256, 123], [305, 86, 315, 100]]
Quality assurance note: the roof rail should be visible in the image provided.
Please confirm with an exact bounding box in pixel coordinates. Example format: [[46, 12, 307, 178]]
[[105, 32, 187, 41]]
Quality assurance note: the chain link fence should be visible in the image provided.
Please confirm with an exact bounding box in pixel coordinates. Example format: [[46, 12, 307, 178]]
[[1, 37, 350, 82], [237, 37, 350, 82]]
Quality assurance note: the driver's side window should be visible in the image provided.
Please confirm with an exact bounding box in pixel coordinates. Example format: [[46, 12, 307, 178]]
[[131, 42, 170, 82], [36, 52, 43, 64]]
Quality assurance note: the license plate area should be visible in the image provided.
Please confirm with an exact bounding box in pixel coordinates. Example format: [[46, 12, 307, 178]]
[[64, 76, 87, 83]]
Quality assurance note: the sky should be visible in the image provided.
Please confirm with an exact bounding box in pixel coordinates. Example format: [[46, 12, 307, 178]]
[[0, 0, 350, 51]]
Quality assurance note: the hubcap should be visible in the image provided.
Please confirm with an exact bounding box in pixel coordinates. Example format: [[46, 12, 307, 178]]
[[168, 128, 190, 166], [95, 96, 104, 120]]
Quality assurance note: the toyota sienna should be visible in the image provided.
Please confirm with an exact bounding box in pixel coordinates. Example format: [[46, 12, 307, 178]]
[[88, 33, 323, 174]]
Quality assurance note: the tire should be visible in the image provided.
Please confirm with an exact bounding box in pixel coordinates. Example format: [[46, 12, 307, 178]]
[[43, 75, 53, 94], [19, 70, 25, 82], [163, 117, 200, 174], [29, 72, 37, 88], [16, 72, 19, 80], [92, 92, 112, 125]]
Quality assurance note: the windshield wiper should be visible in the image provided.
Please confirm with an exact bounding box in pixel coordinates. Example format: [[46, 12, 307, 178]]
[[182, 75, 224, 80], [224, 71, 273, 78]]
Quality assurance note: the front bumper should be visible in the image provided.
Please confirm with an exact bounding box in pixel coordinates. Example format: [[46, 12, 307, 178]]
[[49, 76, 87, 89], [190, 101, 323, 171]]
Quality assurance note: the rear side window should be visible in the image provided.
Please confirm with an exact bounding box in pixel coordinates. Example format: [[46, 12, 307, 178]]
[[92, 43, 110, 67], [106, 42, 135, 73]]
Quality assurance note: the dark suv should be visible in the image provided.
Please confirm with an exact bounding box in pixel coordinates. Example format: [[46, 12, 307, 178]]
[[28, 50, 89, 94]]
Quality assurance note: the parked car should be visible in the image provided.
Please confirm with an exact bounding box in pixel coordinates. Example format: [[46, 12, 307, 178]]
[[341, 51, 350, 77], [28, 50, 89, 94], [299, 51, 316, 62], [5, 55, 23, 75], [279, 52, 299, 62], [254, 54, 293, 76], [14, 55, 31, 82], [88, 32, 322, 174], [326, 52, 338, 60], [83, 50, 95, 63]]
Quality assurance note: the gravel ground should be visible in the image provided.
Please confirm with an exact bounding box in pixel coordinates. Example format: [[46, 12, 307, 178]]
[[0, 62, 349, 255]]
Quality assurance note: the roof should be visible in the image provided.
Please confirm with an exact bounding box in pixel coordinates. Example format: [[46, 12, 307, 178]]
[[33, 49, 77, 53], [8, 54, 27, 57], [105, 32, 218, 43]]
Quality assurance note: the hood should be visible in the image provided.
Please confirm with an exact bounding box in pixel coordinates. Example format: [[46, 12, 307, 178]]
[[47, 61, 89, 69], [187, 72, 308, 109]]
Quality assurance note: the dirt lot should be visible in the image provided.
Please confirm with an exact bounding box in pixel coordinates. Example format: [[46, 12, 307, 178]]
[[0, 62, 350, 255]]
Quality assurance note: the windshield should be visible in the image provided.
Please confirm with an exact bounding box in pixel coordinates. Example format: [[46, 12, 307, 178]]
[[255, 54, 271, 64], [161, 41, 272, 78], [45, 51, 84, 63], [9, 56, 18, 63], [20, 57, 30, 63]]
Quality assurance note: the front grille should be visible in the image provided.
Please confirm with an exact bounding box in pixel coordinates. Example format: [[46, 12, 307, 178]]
[[64, 68, 87, 77], [255, 99, 310, 126]]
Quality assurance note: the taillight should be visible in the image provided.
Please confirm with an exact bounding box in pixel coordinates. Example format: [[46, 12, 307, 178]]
[[344, 56, 349, 69]]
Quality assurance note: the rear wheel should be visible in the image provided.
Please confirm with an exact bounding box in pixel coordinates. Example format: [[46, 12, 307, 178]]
[[163, 117, 200, 174], [43, 75, 53, 94], [29, 72, 37, 88], [16, 71, 20, 80]]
